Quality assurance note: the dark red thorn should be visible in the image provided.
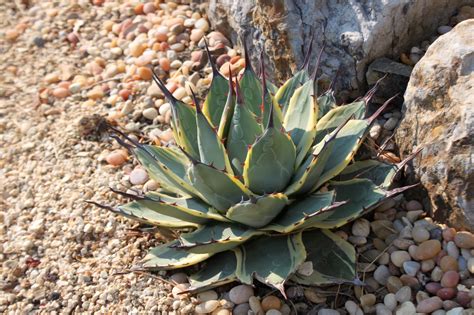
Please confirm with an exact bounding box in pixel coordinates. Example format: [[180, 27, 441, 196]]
[[203, 38, 220, 77], [310, 39, 326, 81], [301, 28, 315, 71], [189, 87, 202, 114], [363, 74, 388, 103], [367, 94, 398, 124], [242, 34, 253, 73], [151, 70, 178, 104]]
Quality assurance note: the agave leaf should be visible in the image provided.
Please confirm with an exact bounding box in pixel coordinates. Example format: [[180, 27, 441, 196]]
[[292, 229, 356, 285], [187, 162, 252, 212], [146, 192, 230, 222], [239, 41, 262, 116], [117, 200, 199, 228], [311, 119, 370, 191], [285, 118, 349, 196], [317, 89, 337, 117], [243, 118, 296, 194], [283, 79, 318, 167], [236, 233, 306, 296], [217, 69, 236, 140], [226, 193, 288, 228], [226, 83, 263, 175], [202, 65, 229, 127], [143, 240, 211, 270], [266, 80, 278, 95], [301, 179, 385, 229], [152, 74, 200, 158], [188, 250, 238, 292], [262, 191, 337, 233], [314, 100, 366, 144], [133, 145, 198, 198], [339, 160, 398, 189], [174, 222, 263, 254], [192, 92, 234, 174], [275, 69, 308, 116]]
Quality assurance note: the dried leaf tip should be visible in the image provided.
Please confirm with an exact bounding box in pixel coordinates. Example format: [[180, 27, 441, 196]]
[[151, 69, 177, 104], [242, 34, 253, 73], [188, 85, 202, 114], [367, 94, 398, 124], [203, 38, 220, 76], [301, 28, 315, 71], [310, 39, 326, 81]]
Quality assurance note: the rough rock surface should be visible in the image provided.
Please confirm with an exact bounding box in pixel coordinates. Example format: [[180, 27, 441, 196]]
[[208, 0, 468, 91], [395, 20, 474, 231]]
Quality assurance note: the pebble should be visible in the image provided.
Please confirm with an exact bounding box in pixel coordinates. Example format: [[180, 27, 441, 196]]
[[261, 296, 281, 312], [440, 270, 459, 288], [137, 67, 153, 80], [403, 261, 420, 276], [384, 293, 397, 311], [318, 309, 340, 315], [129, 168, 148, 185], [446, 242, 460, 259], [304, 288, 326, 303], [374, 265, 391, 285], [142, 107, 158, 120], [352, 218, 370, 237], [233, 303, 250, 315], [391, 251, 411, 267], [426, 282, 442, 295], [345, 300, 359, 315], [416, 240, 442, 260], [383, 117, 398, 130], [375, 303, 391, 315], [395, 286, 412, 303], [266, 310, 282, 315], [416, 297, 443, 313], [196, 300, 219, 314], [53, 87, 69, 99], [454, 231, 474, 249], [412, 226, 430, 243], [106, 151, 127, 166], [229, 285, 254, 305], [437, 288, 457, 300], [195, 18, 210, 32], [405, 200, 423, 211], [197, 290, 218, 302], [468, 257, 474, 273], [249, 296, 263, 314], [360, 294, 376, 307], [439, 256, 458, 271], [170, 272, 188, 284], [387, 276, 403, 293], [396, 301, 416, 315], [446, 308, 464, 315], [431, 266, 444, 282], [437, 25, 453, 34], [191, 29, 205, 42]]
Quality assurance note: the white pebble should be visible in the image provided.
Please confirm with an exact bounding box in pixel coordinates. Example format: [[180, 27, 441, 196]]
[[142, 107, 158, 120], [129, 168, 148, 185]]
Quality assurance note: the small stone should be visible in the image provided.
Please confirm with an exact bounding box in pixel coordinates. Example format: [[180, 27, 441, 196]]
[[360, 294, 376, 307], [229, 285, 254, 304], [412, 226, 430, 243], [279, 304, 291, 315], [249, 296, 263, 314], [261, 296, 281, 312], [387, 276, 403, 293], [403, 261, 420, 276], [383, 117, 398, 130], [383, 293, 397, 311], [416, 240, 442, 260], [455, 291, 471, 307], [233, 303, 250, 315], [130, 168, 148, 185], [416, 297, 443, 313], [6, 29, 20, 41], [352, 218, 370, 237], [170, 43, 185, 52], [318, 309, 340, 315], [172, 283, 190, 299], [395, 286, 412, 303], [33, 36, 45, 47], [431, 266, 444, 282], [439, 256, 458, 272], [195, 18, 210, 31], [142, 108, 158, 120], [196, 300, 220, 314], [421, 259, 436, 272], [396, 301, 416, 315], [45, 73, 60, 84], [391, 251, 411, 267], [212, 309, 230, 315], [437, 25, 453, 35], [170, 272, 188, 284], [437, 288, 457, 300], [296, 261, 313, 276], [374, 265, 391, 285], [443, 228, 457, 242], [426, 282, 442, 295], [143, 2, 156, 14], [197, 290, 218, 302], [191, 29, 205, 42], [87, 86, 104, 100], [440, 270, 459, 288], [375, 303, 391, 315], [345, 300, 359, 315], [405, 200, 423, 211], [468, 257, 474, 273], [53, 87, 69, 99], [106, 151, 127, 166], [446, 308, 464, 315], [266, 310, 282, 315], [454, 231, 474, 249], [137, 67, 152, 80], [446, 242, 460, 259]]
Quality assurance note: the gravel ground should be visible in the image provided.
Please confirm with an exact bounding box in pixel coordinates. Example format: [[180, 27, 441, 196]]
[[1, 1, 473, 314]]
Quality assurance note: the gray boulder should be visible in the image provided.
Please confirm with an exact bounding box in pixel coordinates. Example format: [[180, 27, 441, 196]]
[[208, 0, 468, 93], [395, 20, 474, 230]]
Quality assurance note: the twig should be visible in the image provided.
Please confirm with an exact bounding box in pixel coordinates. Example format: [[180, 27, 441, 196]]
[[84, 75, 125, 90]]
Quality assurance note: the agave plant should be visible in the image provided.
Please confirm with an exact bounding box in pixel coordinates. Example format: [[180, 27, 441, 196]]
[[94, 39, 416, 295]]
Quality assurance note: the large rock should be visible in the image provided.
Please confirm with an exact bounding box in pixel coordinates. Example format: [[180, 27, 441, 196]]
[[208, 0, 468, 92], [395, 20, 474, 230]]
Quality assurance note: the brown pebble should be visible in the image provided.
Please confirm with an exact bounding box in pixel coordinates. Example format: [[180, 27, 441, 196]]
[[416, 296, 442, 313], [416, 240, 441, 260], [456, 291, 471, 307], [159, 58, 170, 72], [440, 270, 459, 288], [137, 67, 152, 80], [439, 256, 458, 272], [443, 228, 456, 241], [454, 231, 474, 249], [261, 296, 281, 312], [53, 87, 69, 98], [106, 151, 127, 166], [400, 275, 420, 288], [386, 276, 403, 293]]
